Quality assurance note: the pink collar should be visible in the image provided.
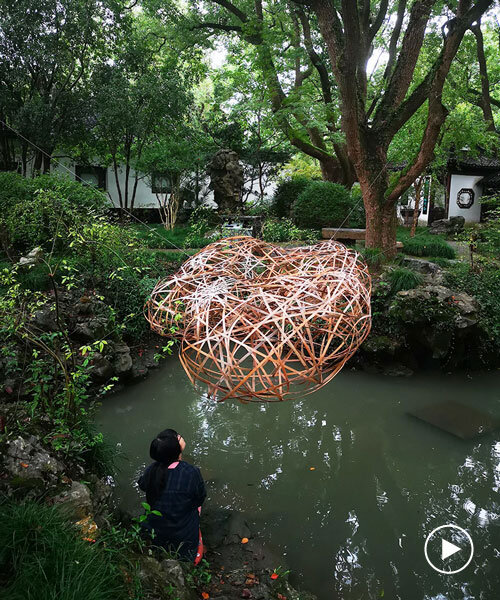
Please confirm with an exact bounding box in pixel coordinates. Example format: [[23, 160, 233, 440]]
[[168, 461, 179, 469]]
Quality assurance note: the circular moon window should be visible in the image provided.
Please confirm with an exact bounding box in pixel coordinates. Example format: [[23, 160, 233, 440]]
[[456, 188, 475, 209]]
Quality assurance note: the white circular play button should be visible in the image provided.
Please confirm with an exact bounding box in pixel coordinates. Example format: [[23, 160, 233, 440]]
[[424, 524, 474, 574]]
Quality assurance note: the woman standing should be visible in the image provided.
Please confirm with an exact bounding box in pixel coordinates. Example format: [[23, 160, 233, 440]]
[[138, 428, 206, 562]]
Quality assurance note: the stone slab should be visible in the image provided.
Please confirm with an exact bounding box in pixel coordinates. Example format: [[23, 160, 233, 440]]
[[408, 400, 500, 440], [322, 228, 366, 240]]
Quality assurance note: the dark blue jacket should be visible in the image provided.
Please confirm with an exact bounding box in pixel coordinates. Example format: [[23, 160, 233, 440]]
[[138, 460, 206, 560]]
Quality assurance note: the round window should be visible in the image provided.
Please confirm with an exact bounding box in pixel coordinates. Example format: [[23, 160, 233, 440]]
[[456, 188, 474, 209]]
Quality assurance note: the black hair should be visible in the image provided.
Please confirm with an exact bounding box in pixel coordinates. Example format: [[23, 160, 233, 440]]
[[145, 429, 182, 507]]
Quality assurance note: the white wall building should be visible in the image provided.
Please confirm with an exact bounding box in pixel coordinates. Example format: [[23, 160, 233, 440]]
[[445, 155, 500, 223], [49, 156, 274, 212]]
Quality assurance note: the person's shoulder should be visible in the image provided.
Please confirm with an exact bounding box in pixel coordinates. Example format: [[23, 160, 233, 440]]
[[179, 461, 202, 476]]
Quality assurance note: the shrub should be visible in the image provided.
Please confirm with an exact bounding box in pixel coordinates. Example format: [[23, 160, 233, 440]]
[[401, 236, 455, 258], [359, 247, 384, 271], [292, 181, 352, 229], [349, 184, 366, 228], [387, 267, 423, 294], [188, 204, 220, 228], [0, 500, 130, 600], [0, 172, 105, 253], [445, 262, 500, 363], [271, 177, 311, 218], [261, 218, 318, 243]]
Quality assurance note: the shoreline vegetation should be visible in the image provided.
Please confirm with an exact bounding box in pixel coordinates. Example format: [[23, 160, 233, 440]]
[[1, 171, 499, 599]]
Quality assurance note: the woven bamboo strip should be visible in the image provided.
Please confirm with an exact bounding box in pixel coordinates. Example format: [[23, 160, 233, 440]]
[[145, 236, 371, 402]]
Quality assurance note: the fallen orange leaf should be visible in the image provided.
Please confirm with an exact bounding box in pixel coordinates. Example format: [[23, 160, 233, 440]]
[[20, 462, 29, 468], [241, 537, 249, 544], [201, 593, 210, 599]]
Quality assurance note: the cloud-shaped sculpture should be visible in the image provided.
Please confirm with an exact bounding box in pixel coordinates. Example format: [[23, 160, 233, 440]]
[[146, 236, 371, 402]]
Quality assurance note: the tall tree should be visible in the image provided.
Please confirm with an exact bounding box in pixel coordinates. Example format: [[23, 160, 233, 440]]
[[79, 14, 202, 211], [182, 0, 494, 254], [145, 0, 356, 185], [0, 0, 119, 174]]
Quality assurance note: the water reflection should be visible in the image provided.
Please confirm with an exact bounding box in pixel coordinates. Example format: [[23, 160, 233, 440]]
[[98, 359, 500, 600]]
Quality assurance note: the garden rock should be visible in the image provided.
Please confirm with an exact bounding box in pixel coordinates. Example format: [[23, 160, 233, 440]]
[[160, 559, 187, 589], [4, 435, 63, 482], [53, 480, 93, 520], [33, 305, 59, 331], [91, 353, 115, 381], [89, 475, 115, 521], [138, 556, 197, 600], [112, 342, 133, 375], [75, 316, 108, 341], [18, 246, 43, 266], [209, 149, 244, 213], [401, 257, 441, 275], [429, 216, 465, 235]]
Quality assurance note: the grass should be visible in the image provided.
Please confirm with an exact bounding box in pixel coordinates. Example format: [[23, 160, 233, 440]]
[[397, 226, 455, 259], [387, 267, 423, 294], [0, 500, 132, 600], [128, 224, 211, 250]]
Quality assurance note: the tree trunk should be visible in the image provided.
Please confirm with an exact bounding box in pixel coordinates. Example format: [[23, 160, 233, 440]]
[[364, 197, 398, 257], [361, 158, 397, 257], [33, 150, 43, 175], [410, 177, 423, 237], [319, 154, 356, 187], [43, 151, 52, 174]]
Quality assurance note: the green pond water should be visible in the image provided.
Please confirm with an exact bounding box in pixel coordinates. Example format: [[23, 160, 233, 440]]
[[97, 357, 500, 600]]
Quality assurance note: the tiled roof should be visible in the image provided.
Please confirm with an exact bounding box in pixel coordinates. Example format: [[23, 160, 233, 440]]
[[449, 152, 500, 171], [481, 172, 500, 188]]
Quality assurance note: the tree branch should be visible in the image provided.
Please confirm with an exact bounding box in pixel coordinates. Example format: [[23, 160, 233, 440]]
[[194, 22, 242, 33], [368, 0, 389, 46], [209, 0, 248, 22], [383, 0, 494, 138], [470, 19, 496, 131], [373, 0, 436, 127]]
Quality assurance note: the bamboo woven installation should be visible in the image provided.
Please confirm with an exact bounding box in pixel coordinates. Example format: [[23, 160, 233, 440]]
[[146, 236, 371, 402]]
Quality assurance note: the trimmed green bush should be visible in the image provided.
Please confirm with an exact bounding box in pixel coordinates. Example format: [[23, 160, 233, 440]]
[[271, 177, 311, 218], [349, 184, 366, 228], [0, 500, 130, 600], [292, 181, 353, 229], [401, 236, 455, 258]]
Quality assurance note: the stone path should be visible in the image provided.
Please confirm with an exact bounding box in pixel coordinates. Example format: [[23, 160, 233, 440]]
[[448, 240, 470, 262]]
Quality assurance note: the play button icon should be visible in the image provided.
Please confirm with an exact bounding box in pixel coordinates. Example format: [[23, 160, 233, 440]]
[[424, 524, 474, 574], [441, 538, 461, 561]]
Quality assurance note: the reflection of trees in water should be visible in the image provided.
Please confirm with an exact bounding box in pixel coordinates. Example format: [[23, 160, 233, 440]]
[[183, 389, 500, 600]]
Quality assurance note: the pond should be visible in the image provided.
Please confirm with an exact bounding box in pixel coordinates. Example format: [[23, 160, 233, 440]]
[[98, 358, 500, 600]]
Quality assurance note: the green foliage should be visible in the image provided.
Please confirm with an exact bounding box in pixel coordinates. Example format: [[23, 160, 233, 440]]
[[292, 181, 353, 229], [271, 177, 311, 218], [261, 218, 319, 243], [0, 263, 116, 469], [388, 295, 457, 333], [476, 196, 500, 256], [0, 500, 130, 600], [359, 247, 384, 270], [397, 228, 456, 258], [189, 205, 220, 229], [183, 206, 221, 248], [349, 184, 366, 229], [445, 261, 500, 362], [387, 267, 423, 294], [0, 172, 105, 253]]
